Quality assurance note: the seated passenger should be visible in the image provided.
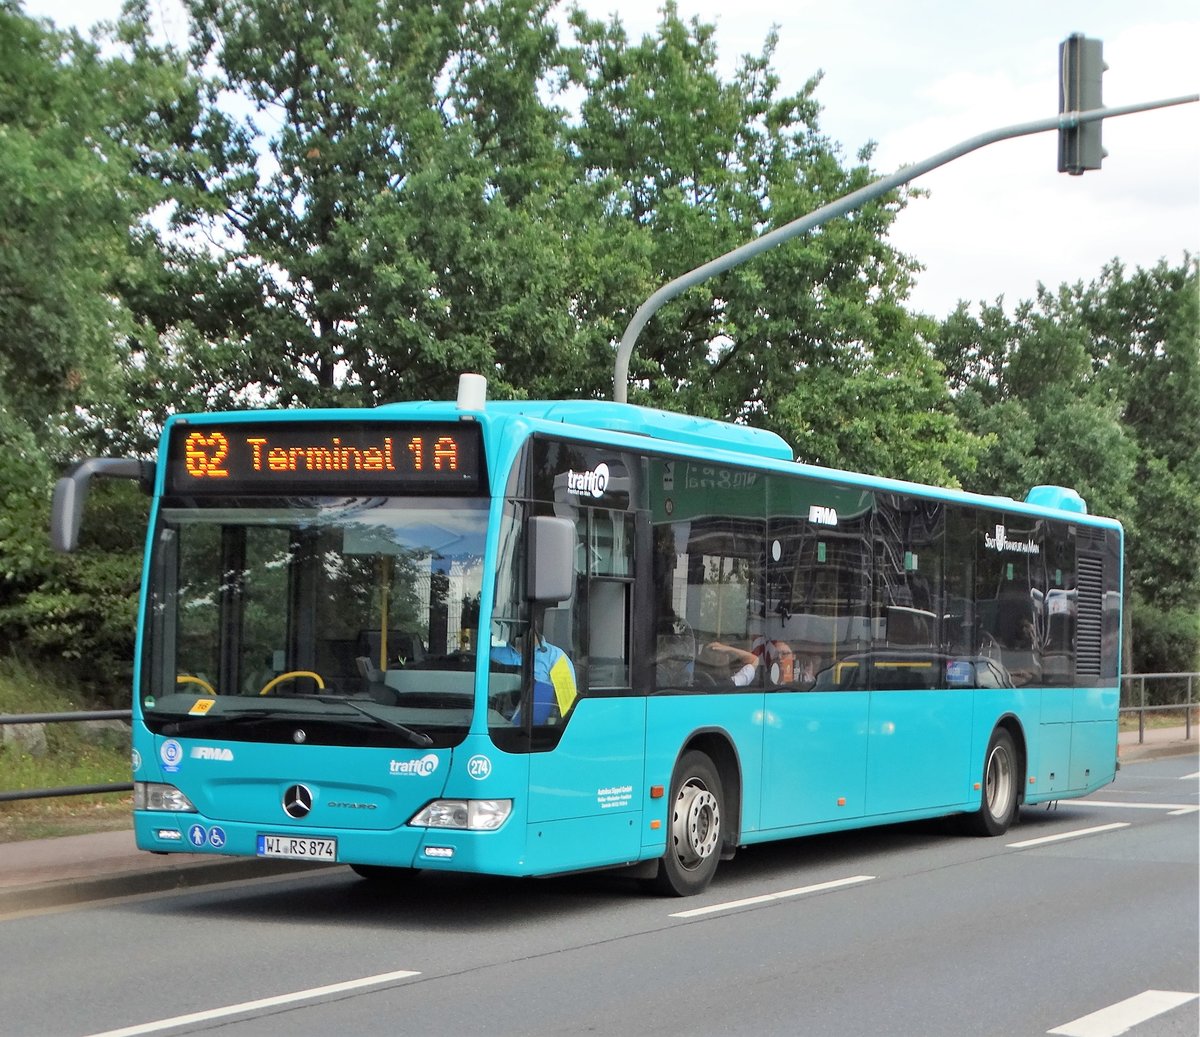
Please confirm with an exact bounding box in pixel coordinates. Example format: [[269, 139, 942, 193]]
[[705, 641, 760, 687], [750, 636, 806, 685]]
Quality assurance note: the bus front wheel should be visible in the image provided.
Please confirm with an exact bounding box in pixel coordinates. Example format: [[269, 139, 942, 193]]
[[652, 750, 723, 896], [966, 727, 1019, 836]]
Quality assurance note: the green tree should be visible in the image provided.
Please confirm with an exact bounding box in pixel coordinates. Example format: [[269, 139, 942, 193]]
[[134, 0, 979, 482], [1, 0, 1036, 695], [564, 4, 979, 483], [0, 5, 188, 698], [933, 256, 1199, 675], [932, 290, 1136, 519], [1079, 258, 1199, 674], [0, 8, 131, 452], [153, 0, 588, 408]]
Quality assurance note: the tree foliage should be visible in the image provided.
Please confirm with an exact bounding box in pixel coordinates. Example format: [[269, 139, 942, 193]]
[[0, 0, 1194, 700], [562, 5, 978, 486], [932, 256, 1199, 673], [0, 6, 170, 697]]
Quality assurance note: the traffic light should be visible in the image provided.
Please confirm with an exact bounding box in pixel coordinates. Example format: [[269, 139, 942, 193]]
[[1058, 33, 1107, 175]]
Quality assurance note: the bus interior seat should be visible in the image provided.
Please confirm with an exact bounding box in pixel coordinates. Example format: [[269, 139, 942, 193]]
[[541, 607, 572, 650], [359, 630, 426, 667], [355, 656, 383, 683], [655, 629, 695, 688], [354, 656, 395, 703], [874, 666, 934, 691], [322, 638, 360, 684]]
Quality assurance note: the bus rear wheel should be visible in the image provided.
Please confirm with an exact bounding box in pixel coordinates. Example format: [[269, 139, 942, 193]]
[[966, 728, 1019, 836], [651, 750, 723, 897]]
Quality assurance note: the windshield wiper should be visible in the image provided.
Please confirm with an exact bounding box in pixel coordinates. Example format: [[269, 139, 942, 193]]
[[159, 700, 433, 747], [159, 709, 272, 736], [320, 697, 434, 748]]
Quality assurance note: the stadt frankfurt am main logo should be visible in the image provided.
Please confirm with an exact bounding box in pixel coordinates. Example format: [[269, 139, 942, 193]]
[[984, 524, 1040, 555]]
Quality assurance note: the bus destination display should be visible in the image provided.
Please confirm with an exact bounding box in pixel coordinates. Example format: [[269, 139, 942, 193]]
[[165, 422, 484, 495]]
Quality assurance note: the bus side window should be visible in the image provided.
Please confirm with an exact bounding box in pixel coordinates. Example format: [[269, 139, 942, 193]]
[[651, 508, 764, 692], [587, 580, 629, 688], [581, 509, 633, 690]]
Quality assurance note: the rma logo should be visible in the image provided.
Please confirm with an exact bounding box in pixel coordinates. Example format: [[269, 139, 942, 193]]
[[190, 746, 234, 761], [808, 505, 839, 526]]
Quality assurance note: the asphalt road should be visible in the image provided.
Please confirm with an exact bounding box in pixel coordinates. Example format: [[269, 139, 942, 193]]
[[1, 755, 1196, 1037]]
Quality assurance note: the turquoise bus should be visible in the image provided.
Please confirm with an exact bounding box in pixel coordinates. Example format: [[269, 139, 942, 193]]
[[52, 375, 1123, 895]]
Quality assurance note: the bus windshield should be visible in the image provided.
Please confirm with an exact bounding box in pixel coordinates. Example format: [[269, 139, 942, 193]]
[[139, 496, 488, 747]]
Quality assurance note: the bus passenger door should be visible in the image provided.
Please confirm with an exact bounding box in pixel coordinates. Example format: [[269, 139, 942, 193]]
[[526, 694, 647, 871], [525, 504, 647, 872], [759, 480, 874, 830], [865, 673, 972, 815], [760, 688, 869, 828], [866, 499, 971, 816]]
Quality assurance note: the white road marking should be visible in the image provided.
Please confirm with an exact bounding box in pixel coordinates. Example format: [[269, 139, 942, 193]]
[[85, 969, 421, 1037], [1073, 800, 1199, 817], [1048, 989, 1198, 1036], [1007, 822, 1130, 848], [1180, 771, 1199, 781], [669, 874, 875, 919]]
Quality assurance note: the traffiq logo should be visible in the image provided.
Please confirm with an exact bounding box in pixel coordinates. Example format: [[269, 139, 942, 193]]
[[567, 463, 610, 498]]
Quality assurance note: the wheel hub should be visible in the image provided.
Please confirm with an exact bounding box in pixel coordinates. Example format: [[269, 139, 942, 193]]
[[986, 745, 1013, 819], [672, 782, 720, 869]]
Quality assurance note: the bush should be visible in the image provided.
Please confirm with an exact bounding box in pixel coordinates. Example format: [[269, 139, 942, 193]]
[[1131, 594, 1200, 698], [0, 478, 144, 710], [0, 653, 132, 842]]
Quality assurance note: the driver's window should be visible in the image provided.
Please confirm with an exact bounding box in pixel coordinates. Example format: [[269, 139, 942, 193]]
[[487, 501, 583, 743]]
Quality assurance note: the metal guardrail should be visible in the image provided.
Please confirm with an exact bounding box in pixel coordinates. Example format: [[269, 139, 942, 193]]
[[0, 709, 132, 804], [2, 674, 1197, 803], [1120, 672, 1198, 745]]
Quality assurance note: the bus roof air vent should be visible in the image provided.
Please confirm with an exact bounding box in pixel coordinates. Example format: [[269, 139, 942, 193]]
[[532, 401, 795, 463], [1025, 485, 1088, 514]]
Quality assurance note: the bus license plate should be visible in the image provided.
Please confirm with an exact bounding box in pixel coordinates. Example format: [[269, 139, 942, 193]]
[[257, 834, 337, 861]]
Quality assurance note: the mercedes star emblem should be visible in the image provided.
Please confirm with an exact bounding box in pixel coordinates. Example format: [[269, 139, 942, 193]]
[[282, 783, 313, 819]]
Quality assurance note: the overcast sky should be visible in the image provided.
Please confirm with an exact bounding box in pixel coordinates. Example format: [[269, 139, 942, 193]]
[[24, 0, 1200, 318]]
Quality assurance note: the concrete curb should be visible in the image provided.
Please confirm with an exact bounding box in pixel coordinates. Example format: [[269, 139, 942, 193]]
[[2, 735, 1192, 916], [0, 855, 333, 916], [1118, 740, 1198, 764]]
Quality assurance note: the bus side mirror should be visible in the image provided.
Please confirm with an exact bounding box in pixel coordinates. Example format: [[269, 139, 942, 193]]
[[50, 458, 155, 552], [527, 516, 574, 602]]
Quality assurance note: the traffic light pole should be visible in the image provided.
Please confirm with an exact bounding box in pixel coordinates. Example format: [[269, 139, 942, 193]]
[[612, 92, 1198, 404]]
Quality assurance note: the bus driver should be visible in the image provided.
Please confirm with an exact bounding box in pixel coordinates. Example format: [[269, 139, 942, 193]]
[[491, 626, 577, 724]]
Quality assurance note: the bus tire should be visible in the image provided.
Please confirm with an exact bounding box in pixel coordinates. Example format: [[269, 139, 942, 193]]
[[966, 727, 1019, 836], [651, 750, 724, 896]]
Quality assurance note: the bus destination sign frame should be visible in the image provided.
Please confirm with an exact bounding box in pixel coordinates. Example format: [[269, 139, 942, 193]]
[[165, 421, 485, 496]]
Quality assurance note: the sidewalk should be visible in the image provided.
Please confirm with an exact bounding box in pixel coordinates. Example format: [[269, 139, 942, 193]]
[[0, 828, 332, 916], [1118, 723, 1199, 763], [1, 729, 1194, 916]]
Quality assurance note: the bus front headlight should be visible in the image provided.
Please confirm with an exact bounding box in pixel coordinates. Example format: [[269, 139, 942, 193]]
[[134, 782, 197, 812], [409, 799, 511, 831]]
